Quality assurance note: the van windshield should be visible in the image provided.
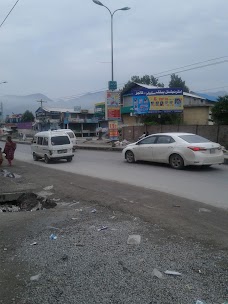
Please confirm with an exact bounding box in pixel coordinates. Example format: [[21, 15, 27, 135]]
[[51, 136, 70, 145]]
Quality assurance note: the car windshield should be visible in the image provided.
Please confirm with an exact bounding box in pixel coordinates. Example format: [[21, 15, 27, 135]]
[[51, 136, 70, 145], [179, 135, 211, 143]]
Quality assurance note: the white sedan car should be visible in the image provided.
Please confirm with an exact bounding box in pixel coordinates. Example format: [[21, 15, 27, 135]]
[[122, 133, 224, 169]]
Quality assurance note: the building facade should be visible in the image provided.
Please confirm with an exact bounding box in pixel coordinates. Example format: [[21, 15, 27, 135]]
[[34, 107, 99, 137], [121, 83, 217, 126]]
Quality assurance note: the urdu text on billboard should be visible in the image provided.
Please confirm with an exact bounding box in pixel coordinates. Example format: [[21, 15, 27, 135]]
[[132, 88, 183, 114]]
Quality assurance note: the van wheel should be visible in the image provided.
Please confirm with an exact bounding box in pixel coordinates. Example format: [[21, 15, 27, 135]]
[[67, 156, 73, 162], [169, 154, 184, 170], [44, 155, 50, 164], [33, 153, 38, 161]]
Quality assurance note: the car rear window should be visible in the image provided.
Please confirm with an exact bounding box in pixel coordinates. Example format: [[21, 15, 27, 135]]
[[179, 135, 211, 143], [51, 136, 70, 145]]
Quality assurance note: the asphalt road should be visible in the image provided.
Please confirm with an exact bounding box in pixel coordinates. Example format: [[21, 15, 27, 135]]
[[14, 143, 228, 209]]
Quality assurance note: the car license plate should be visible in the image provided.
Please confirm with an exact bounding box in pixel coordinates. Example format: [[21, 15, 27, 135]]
[[210, 148, 216, 154], [58, 149, 67, 154]]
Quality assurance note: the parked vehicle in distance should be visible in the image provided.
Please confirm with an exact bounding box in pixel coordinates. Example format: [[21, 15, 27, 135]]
[[52, 129, 77, 151], [122, 133, 224, 169], [31, 131, 74, 164]]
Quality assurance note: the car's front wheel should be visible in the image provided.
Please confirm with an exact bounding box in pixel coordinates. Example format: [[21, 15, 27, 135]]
[[44, 154, 50, 164], [67, 156, 73, 162], [169, 153, 184, 170], [125, 150, 135, 163]]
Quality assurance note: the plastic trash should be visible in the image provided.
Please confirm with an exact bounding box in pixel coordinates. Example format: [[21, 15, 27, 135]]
[[30, 273, 41, 281], [164, 270, 182, 276], [196, 301, 207, 304], [127, 235, 141, 245], [30, 242, 37, 246], [43, 185, 53, 191], [50, 234, 57, 240], [199, 208, 211, 213], [91, 209, 97, 213], [152, 268, 163, 279], [98, 226, 108, 231]]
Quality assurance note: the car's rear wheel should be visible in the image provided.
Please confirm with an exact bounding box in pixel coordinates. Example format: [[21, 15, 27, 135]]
[[125, 150, 135, 163], [44, 154, 50, 164], [33, 153, 39, 161], [67, 156, 73, 162], [169, 154, 184, 170]]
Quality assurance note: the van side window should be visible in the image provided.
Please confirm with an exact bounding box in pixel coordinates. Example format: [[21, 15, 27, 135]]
[[43, 137, 48, 146], [37, 137, 43, 145]]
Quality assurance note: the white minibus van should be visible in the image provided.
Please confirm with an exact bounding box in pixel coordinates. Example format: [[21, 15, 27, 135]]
[[31, 131, 74, 163], [52, 129, 77, 151]]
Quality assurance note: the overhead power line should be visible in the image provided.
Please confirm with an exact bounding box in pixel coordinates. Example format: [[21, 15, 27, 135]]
[[157, 60, 228, 78], [154, 56, 228, 76], [0, 0, 20, 29]]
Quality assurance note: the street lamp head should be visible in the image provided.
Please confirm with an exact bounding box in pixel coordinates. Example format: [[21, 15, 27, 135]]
[[120, 7, 131, 10], [92, 0, 104, 6]]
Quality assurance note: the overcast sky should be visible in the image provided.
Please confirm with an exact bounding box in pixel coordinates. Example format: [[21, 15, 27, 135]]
[[0, 0, 228, 99]]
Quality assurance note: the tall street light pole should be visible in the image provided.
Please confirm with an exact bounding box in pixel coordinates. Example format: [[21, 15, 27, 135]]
[[92, 0, 130, 84]]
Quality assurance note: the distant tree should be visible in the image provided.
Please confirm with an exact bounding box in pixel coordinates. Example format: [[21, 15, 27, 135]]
[[21, 110, 34, 122], [122, 75, 164, 91], [150, 76, 164, 87], [211, 95, 228, 125], [169, 74, 189, 92]]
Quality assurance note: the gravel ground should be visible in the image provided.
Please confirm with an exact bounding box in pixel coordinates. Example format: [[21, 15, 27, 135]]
[[0, 161, 228, 304], [1, 201, 227, 304]]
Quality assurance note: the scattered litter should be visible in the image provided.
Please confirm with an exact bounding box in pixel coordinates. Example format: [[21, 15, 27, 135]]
[[199, 208, 211, 213], [127, 235, 141, 245], [61, 254, 68, 261], [3, 248, 7, 251], [173, 205, 181, 207], [129, 200, 134, 203], [196, 301, 207, 304], [75, 209, 83, 212], [43, 185, 53, 191], [98, 226, 108, 231], [0, 169, 21, 178], [71, 218, 78, 220], [75, 243, 84, 247], [72, 200, 80, 204], [48, 226, 60, 230], [30, 242, 37, 246], [186, 284, 193, 290], [52, 198, 60, 202], [30, 274, 41, 281], [152, 268, 163, 279], [50, 234, 57, 240], [164, 270, 182, 276], [110, 216, 116, 219], [36, 191, 54, 197], [91, 209, 97, 213], [198, 270, 202, 274]]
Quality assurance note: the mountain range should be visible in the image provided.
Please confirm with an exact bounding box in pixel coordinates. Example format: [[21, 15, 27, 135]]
[[0, 90, 227, 117]]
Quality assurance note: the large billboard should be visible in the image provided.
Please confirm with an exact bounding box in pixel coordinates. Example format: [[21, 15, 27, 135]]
[[132, 88, 183, 114], [106, 91, 121, 121]]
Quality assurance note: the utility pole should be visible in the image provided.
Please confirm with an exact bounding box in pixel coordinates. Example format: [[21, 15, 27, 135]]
[[37, 99, 47, 108]]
